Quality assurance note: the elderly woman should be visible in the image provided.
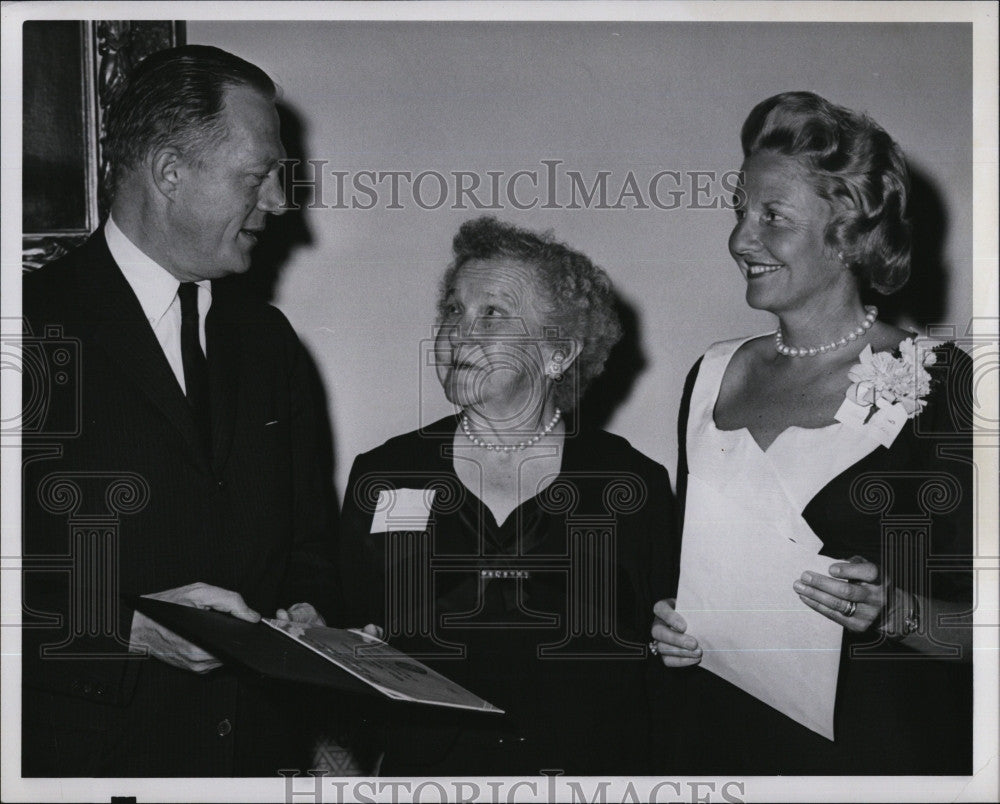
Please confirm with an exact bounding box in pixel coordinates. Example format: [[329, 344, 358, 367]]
[[651, 92, 973, 774], [341, 216, 674, 775]]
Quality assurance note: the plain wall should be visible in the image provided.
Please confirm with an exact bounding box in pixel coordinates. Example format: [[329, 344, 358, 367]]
[[188, 21, 973, 500]]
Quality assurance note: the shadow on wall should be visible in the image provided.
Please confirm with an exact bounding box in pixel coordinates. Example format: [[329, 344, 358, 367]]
[[579, 293, 647, 431], [241, 100, 314, 304], [228, 100, 338, 522], [869, 162, 950, 331]]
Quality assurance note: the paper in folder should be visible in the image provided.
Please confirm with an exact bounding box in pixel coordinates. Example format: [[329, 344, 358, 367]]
[[130, 597, 503, 714]]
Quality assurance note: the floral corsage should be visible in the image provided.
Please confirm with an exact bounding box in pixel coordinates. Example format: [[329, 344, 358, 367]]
[[839, 338, 939, 446]]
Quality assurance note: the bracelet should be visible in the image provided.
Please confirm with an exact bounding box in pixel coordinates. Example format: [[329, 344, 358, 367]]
[[900, 591, 921, 637], [880, 587, 920, 639]]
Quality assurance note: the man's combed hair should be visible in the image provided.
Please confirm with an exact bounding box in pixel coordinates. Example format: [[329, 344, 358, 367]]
[[104, 45, 276, 192], [741, 91, 911, 294], [439, 216, 623, 411]]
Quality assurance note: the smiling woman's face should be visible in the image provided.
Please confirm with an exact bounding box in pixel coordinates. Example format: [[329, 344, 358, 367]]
[[434, 257, 554, 423], [728, 152, 852, 315]]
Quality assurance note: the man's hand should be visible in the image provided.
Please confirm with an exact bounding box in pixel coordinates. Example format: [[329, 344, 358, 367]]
[[274, 602, 325, 626], [130, 582, 260, 674]]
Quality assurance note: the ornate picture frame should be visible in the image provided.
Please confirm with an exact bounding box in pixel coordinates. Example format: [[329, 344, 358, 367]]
[[22, 20, 185, 270]]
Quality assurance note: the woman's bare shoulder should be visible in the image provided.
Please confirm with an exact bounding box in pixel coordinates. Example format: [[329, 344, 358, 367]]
[[715, 334, 775, 410], [726, 333, 775, 375]]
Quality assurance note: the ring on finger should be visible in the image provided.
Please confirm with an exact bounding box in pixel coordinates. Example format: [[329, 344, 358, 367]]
[[648, 640, 660, 656], [843, 600, 857, 618]]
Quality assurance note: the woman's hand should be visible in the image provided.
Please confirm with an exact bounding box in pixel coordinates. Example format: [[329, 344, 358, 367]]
[[275, 602, 325, 626], [650, 598, 702, 667], [793, 555, 887, 632]]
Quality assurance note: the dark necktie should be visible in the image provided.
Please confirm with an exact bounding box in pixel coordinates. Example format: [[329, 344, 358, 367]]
[[178, 282, 211, 450]]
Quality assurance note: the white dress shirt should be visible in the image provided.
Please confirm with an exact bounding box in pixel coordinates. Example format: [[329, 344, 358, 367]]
[[105, 215, 211, 395]]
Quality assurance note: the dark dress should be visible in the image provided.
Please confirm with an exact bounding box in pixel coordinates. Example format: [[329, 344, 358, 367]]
[[663, 339, 974, 775], [340, 415, 676, 776]]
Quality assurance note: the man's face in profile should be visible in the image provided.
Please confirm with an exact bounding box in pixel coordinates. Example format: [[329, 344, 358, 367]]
[[167, 84, 287, 280]]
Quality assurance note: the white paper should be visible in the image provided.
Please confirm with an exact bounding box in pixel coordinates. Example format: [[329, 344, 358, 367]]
[[263, 619, 503, 714], [677, 474, 844, 740], [369, 487, 436, 533]]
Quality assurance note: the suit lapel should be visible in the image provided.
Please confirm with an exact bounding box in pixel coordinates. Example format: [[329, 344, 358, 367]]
[[80, 232, 211, 471]]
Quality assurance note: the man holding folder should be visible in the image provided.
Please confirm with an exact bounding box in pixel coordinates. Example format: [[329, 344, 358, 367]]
[[22, 44, 338, 776]]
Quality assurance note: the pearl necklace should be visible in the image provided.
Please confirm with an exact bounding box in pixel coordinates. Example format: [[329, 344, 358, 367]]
[[461, 408, 562, 452], [775, 306, 878, 357]]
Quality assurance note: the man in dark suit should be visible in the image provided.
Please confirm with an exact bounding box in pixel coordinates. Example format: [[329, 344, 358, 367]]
[[21, 45, 338, 776]]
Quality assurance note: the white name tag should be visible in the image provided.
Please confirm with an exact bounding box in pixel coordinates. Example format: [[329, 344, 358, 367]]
[[835, 396, 907, 449], [370, 488, 436, 533], [867, 400, 908, 447]]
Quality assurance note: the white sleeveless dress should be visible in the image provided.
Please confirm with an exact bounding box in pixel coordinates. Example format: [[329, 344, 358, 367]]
[[677, 334, 902, 738], [684, 334, 903, 542]]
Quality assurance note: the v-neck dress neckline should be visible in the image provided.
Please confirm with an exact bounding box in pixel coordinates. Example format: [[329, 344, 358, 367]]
[[438, 418, 570, 554], [688, 334, 895, 550]]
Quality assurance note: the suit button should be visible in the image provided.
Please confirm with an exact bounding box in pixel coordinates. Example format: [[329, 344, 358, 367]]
[[217, 718, 232, 737], [95, 684, 105, 696], [82, 683, 93, 695], [216, 479, 226, 490]]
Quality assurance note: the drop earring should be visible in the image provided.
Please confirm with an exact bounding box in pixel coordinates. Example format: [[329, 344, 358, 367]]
[[549, 350, 565, 381]]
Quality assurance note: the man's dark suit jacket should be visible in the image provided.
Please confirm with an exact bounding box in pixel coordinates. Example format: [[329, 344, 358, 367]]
[[21, 230, 339, 776]]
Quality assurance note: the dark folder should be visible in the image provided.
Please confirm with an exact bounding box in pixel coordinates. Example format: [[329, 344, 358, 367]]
[[128, 596, 374, 696]]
